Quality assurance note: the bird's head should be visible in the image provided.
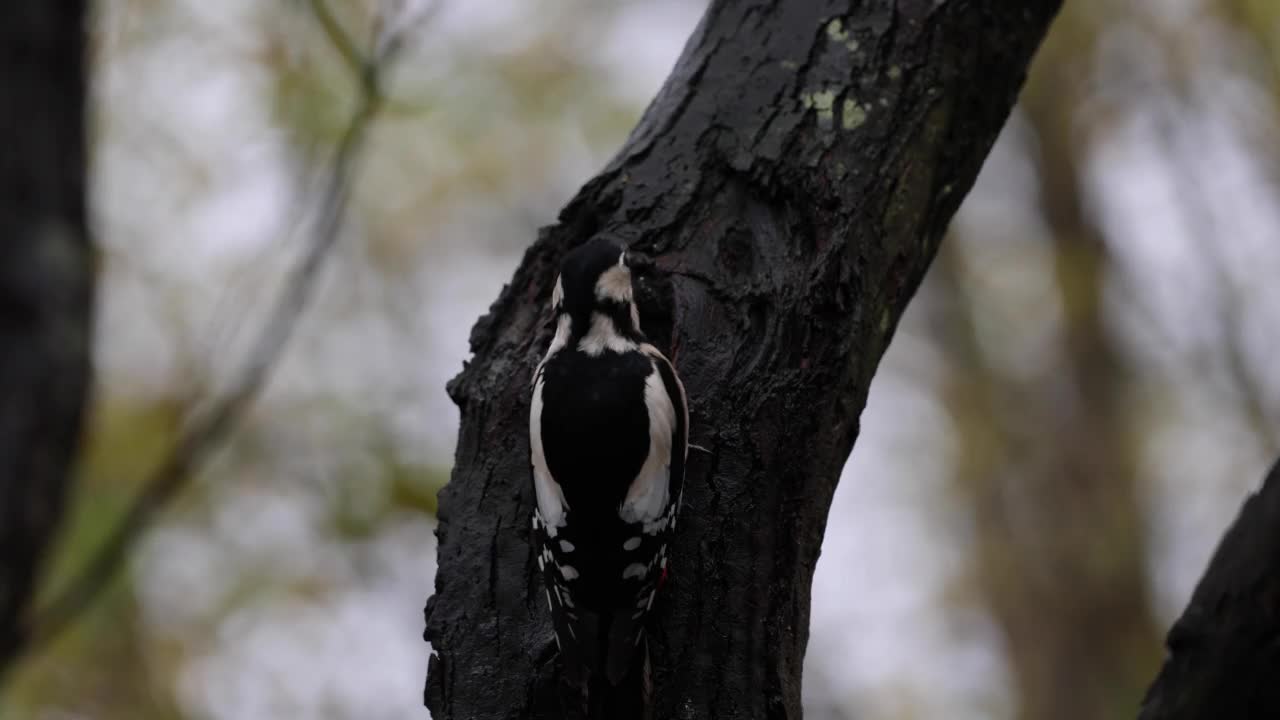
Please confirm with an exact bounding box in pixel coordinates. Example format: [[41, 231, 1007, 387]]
[[553, 236, 642, 340]]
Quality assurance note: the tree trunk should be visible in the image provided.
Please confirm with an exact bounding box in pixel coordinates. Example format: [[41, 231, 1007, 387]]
[[1139, 458, 1280, 719], [424, 1, 1061, 717], [0, 0, 94, 673]]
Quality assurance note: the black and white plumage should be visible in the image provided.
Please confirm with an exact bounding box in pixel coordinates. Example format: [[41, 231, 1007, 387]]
[[529, 237, 688, 689]]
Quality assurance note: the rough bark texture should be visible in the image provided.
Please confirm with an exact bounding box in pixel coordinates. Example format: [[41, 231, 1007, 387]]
[[1140, 458, 1280, 720], [425, 1, 1060, 717], [0, 0, 94, 672]]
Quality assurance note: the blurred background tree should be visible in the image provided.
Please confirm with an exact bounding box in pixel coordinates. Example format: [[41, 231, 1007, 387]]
[[3, 0, 1279, 719], [0, 0, 94, 686]]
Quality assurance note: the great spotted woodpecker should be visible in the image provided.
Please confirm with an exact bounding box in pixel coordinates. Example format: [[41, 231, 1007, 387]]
[[529, 236, 688, 695]]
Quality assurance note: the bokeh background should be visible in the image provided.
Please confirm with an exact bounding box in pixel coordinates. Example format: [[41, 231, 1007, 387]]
[[5, 0, 1279, 718]]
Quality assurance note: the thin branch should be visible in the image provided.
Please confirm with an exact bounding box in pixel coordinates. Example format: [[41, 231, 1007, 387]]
[[309, 0, 364, 81], [4, 2, 421, 671]]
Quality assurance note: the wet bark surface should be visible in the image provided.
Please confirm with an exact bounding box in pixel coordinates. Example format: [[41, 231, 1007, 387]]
[[425, 1, 1061, 717]]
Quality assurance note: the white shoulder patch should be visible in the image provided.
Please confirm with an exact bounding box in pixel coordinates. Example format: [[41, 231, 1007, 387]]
[[545, 314, 571, 359], [551, 275, 564, 309], [530, 374, 568, 531], [578, 313, 638, 356], [641, 343, 688, 461], [618, 361, 674, 525]]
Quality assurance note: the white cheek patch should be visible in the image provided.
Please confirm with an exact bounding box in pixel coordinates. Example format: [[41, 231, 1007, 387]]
[[594, 265, 633, 303]]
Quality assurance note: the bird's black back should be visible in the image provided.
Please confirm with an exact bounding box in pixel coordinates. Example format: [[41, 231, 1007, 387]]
[[538, 346, 652, 606]]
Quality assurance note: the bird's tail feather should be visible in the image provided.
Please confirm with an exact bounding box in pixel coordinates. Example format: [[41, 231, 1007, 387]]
[[586, 639, 650, 720]]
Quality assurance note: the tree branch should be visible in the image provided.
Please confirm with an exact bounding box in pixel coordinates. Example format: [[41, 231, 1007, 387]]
[[1140, 458, 1280, 719], [424, 1, 1062, 717]]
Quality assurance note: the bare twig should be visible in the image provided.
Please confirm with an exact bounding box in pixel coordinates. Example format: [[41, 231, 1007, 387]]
[[309, 0, 364, 79], [5, 0, 425, 671]]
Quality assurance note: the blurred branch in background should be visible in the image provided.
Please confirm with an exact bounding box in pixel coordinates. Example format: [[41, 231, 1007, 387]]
[[939, 218, 1161, 720], [894, 0, 1280, 717], [0, 0, 426, 681], [925, 5, 1165, 718], [1152, 98, 1278, 458]]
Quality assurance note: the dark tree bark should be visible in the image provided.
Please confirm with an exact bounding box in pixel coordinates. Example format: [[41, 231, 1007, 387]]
[[1139, 458, 1280, 720], [425, 1, 1061, 717], [0, 0, 94, 673]]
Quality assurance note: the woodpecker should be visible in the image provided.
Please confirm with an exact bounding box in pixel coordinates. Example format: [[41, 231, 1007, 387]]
[[528, 236, 688, 701]]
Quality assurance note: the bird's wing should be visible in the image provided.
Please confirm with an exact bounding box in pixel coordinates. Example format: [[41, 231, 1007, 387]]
[[600, 346, 688, 683]]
